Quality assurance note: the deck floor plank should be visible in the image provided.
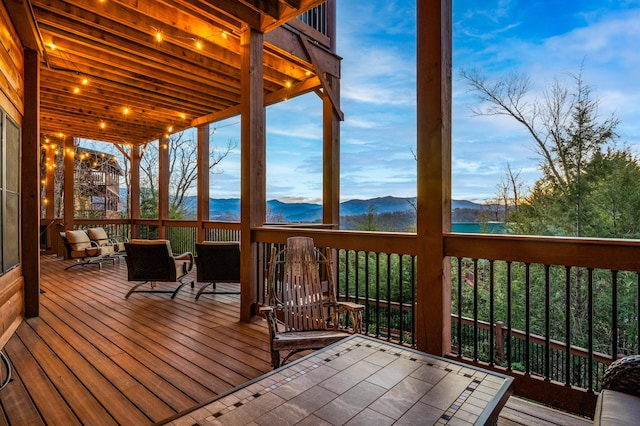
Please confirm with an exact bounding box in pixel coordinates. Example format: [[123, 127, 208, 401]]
[[8, 323, 88, 425], [0, 254, 595, 425], [0, 337, 45, 426], [33, 306, 177, 422]]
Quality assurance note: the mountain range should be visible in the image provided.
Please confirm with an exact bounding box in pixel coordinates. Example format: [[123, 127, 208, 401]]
[[176, 195, 486, 222]]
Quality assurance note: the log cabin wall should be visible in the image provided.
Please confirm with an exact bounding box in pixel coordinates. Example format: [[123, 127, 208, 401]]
[[0, 1, 25, 349]]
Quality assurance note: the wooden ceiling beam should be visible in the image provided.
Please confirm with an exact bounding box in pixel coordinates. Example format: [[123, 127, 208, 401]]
[[200, 0, 263, 30], [40, 33, 244, 98], [40, 62, 236, 113], [192, 75, 321, 127], [3, 0, 42, 51], [40, 87, 213, 123]]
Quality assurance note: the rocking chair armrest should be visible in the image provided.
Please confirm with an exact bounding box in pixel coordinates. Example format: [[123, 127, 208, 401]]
[[337, 301, 365, 311], [337, 301, 365, 333], [259, 305, 282, 339]]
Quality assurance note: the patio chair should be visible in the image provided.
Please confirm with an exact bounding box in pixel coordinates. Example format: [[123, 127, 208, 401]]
[[124, 239, 194, 299], [86, 227, 126, 260], [194, 242, 241, 301], [594, 354, 640, 425], [260, 236, 364, 369], [60, 230, 114, 270]]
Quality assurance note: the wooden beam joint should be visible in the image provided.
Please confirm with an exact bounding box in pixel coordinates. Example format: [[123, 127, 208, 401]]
[[299, 35, 343, 120]]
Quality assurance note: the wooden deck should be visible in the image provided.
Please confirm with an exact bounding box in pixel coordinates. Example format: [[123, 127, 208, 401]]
[[0, 254, 592, 425]]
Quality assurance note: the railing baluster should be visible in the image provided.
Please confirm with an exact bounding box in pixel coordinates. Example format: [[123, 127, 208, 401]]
[[353, 250, 359, 307], [525, 263, 531, 376], [386, 253, 392, 341], [398, 254, 404, 344], [588, 268, 594, 392], [565, 266, 571, 387], [457, 257, 463, 358], [411, 255, 416, 347], [364, 251, 370, 334], [507, 261, 512, 371], [375, 252, 381, 338], [473, 258, 479, 362], [612, 270, 618, 360], [545, 264, 551, 381], [489, 260, 495, 366]]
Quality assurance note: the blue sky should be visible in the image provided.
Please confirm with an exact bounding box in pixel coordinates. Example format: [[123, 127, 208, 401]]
[[89, 1, 640, 204]]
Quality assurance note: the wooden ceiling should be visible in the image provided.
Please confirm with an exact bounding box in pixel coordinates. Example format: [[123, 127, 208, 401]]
[[24, 0, 336, 146]]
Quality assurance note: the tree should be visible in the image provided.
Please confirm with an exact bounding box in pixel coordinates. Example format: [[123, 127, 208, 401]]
[[461, 67, 620, 237], [139, 130, 236, 219], [462, 67, 640, 360]]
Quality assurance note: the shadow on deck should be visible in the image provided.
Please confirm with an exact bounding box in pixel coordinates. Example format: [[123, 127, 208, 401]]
[[0, 254, 591, 425]]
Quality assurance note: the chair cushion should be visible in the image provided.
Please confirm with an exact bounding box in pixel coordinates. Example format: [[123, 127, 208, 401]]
[[87, 227, 109, 244], [594, 390, 640, 426], [65, 230, 92, 251], [128, 239, 170, 247]]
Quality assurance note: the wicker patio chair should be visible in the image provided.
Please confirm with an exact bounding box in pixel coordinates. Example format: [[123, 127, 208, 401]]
[[124, 239, 194, 299], [194, 242, 241, 301], [260, 236, 364, 369]]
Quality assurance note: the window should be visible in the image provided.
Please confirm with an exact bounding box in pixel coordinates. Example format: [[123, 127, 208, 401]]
[[0, 108, 20, 273]]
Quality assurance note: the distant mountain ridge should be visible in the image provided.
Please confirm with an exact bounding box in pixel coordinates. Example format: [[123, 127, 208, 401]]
[[119, 190, 488, 222], [177, 195, 486, 222]]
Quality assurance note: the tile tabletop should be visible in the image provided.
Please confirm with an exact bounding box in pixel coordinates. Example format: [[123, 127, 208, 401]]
[[161, 335, 513, 426]]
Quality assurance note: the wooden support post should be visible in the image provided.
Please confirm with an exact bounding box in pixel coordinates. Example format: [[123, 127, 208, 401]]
[[322, 74, 340, 227], [240, 28, 265, 322], [415, 0, 452, 355], [197, 124, 210, 243], [130, 144, 141, 238], [158, 137, 169, 239], [63, 135, 75, 233], [22, 48, 40, 318], [321, 1, 340, 227]]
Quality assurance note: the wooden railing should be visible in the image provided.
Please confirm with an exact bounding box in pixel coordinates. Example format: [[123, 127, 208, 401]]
[[41, 218, 640, 416], [297, 4, 329, 36]]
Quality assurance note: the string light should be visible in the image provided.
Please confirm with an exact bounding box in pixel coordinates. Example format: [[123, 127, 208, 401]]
[[123, 107, 130, 115], [195, 40, 203, 50], [155, 30, 163, 42], [100, 121, 106, 129], [73, 87, 80, 94]]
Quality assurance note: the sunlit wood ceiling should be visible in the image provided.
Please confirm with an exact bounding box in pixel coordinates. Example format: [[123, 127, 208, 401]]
[[23, 0, 336, 146]]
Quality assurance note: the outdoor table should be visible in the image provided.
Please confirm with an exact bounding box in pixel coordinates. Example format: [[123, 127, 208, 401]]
[[160, 334, 514, 425]]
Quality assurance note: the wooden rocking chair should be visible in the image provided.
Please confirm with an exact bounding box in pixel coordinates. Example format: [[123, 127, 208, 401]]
[[260, 236, 364, 369]]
